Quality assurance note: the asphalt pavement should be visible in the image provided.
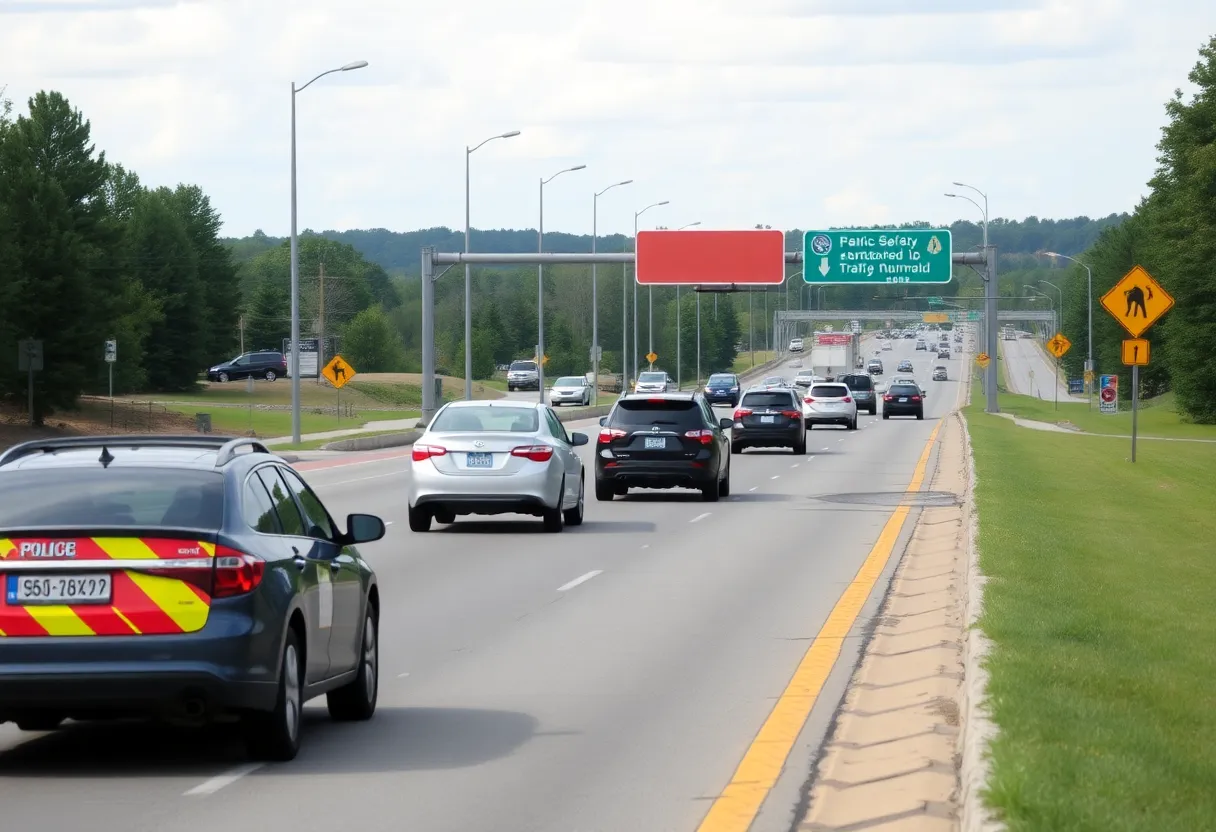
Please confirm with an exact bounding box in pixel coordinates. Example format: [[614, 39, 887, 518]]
[[1000, 336, 1087, 403], [0, 335, 966, 832]]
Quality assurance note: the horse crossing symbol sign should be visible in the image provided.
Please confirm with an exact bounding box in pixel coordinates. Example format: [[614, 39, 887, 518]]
[[1100, 265, 1174, 339], [322, 355, 357, 389], [1046, 332, 1071, 359]]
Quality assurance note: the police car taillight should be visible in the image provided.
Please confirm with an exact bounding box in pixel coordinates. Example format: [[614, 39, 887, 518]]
[[144, 545, 264, 598]]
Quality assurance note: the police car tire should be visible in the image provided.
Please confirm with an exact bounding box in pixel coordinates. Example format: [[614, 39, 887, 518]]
[[244, 628, 303, 762]]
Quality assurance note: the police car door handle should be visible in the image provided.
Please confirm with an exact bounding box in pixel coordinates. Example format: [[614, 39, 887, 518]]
[[291, 548, 307, 569]]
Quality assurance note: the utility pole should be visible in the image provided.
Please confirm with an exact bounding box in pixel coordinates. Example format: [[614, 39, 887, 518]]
[[317, 260, 326, 377], [239, 315, 245, 354]]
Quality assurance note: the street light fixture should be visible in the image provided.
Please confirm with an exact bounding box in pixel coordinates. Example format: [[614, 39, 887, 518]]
[[946, 182, 995, 411], [289, 59, 368, 444], [632, 201, 669, 380], [1043, 250, 1094, 385], [592, 179, 633, 406], [538, 164, 587, 402], [463, 129, 521, 400]]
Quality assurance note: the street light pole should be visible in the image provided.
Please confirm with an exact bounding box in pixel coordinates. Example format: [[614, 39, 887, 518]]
[[593, 180, 633, 406], [946, 183, 995, 413], [1044, 250, 1094, 394], [290, 60, 367, 444], [632, 201, 669, 380], [464, 130, 520, 400], [538, 164, 587, 402]]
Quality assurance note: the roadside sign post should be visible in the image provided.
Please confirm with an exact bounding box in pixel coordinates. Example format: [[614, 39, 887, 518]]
[[1100, 265, 1174, 462], [322, 355, 357, 428], [17, 339, 43, 426], [1046, 333, 1071, 410], [105, 338, 117, 426]]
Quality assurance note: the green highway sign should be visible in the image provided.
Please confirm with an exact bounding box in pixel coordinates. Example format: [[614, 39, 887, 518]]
[[803, 229, 953, 285], [927, 296, 943, 305]]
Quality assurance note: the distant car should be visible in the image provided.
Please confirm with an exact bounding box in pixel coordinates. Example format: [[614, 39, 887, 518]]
[[892, 375, 918, 387], [208, 350, 288, 383], [703, 373, 741, 407], [897, 359, 914, 372], [915, 340, 927, 351], [633, 371, 673, 394], [954, 344, 963, 353], [761, 375, 788, 388], [732, 387, 807, 454], [793, 369, 819, 388], [838, 373, 878, 415], [937, 347, 951, 359], [549, 376, 591, 407], [0, 434, 387, 761], [883, 382, 925, 420], [867, 360, 883, 375], [408, 401, 589, 532], [802, 382, 858, 430], [933, 366, 948, 381], [506, 360, 540, 392], [596, 393, 732, 501], [882, 341, 893, 351], [789, 338, 804, 353]]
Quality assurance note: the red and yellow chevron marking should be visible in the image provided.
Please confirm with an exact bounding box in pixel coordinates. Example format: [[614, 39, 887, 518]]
[[0, 537, 215, 637]]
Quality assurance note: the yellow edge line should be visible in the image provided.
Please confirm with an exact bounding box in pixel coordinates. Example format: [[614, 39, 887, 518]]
[[695, 419, 944, 832]]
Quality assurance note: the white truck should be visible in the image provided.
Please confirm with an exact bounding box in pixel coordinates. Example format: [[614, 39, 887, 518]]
[[810, 333, 855, 381]]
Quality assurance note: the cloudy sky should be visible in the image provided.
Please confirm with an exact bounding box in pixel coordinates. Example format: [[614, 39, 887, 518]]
[[3, 0, 1214, 239]]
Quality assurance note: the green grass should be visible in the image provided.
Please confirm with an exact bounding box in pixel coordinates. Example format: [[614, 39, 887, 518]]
[[731, 350, 776, 374], [966, 405, 1216, 831], [993, 388, 1216, 441], [273, 429, 416, 451], [166, 406, 419, 438]]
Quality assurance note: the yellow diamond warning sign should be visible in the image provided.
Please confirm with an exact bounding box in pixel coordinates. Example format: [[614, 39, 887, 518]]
[[1046, 332, 1071, 359], [321, 355, 356, 389], [1100, 265, 1174, 339]]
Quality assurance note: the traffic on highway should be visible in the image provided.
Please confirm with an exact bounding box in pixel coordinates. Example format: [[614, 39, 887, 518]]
[[0, 331, 967, 832]]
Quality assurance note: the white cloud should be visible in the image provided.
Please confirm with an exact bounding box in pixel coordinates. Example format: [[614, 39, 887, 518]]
[[1, 0, 1213, 239]]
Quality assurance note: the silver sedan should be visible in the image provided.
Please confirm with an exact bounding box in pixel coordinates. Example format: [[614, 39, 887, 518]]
[[549, 375, 591, 407], [407, 401, 588, 533]]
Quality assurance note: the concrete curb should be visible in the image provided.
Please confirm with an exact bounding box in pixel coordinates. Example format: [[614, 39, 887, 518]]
[[321, 431, 421, 452], [957, 401, 1006, 832]]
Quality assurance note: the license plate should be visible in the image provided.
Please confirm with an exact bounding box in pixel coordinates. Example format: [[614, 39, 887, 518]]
[[644, 437, 666, 449], [466, 452, 493, 468], [760, 415, 775, 424], [6, 573, 112, 605], [899, 397, 908, 402]]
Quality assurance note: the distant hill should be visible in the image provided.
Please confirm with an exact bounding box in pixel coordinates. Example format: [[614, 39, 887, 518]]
[[223, 215, 1130, 274]]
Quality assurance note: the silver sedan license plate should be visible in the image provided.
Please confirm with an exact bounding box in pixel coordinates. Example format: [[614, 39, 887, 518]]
[[466, 452, 493, 468], [7, 574, 112, 605], [644, 437, 665, 449]]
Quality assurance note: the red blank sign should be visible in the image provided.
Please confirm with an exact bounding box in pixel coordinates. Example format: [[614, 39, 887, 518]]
[[815, 334, 852, 345], [635, 229, 786, 286]]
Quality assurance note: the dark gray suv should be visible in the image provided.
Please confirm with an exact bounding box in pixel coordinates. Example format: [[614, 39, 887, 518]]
[[838, 373, 878, 415]]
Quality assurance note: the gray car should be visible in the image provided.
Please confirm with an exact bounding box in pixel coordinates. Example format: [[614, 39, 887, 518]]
[[550, 376, 591, 407], [408, 401, 588, 533]]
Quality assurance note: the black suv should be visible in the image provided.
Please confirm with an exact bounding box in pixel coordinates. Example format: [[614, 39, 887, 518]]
[[595, 393, 732, 502], [703, 372, 741, 407], [838, 373, 878, 415], [208, 351, 289, 383], [883, 382, 925, 419], [731, 387, 807, 455]]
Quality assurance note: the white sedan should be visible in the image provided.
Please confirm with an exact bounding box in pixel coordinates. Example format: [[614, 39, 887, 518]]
[[407, 400, 588, 533], [801, 382, 858, 430], [549, 376, 591, 407]]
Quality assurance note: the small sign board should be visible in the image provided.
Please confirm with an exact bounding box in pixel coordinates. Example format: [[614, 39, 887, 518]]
[[17, 339, 43, 373], [976, 352, 991, 369], [646, 351, 658, 365], [104, 339, 117, 363], [321, 355, 356, 389], [1121, 338, 1150, 366], [1099, 374, 1119, 414], [1100, 266, 1174, 339], [1068, 378, 1085, 395]]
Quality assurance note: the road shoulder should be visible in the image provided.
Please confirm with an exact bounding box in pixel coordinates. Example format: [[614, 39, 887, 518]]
[[795, 410, 971, 831]]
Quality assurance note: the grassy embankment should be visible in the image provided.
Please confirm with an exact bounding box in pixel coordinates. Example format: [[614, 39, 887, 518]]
[[966, 399, 1216, 830]]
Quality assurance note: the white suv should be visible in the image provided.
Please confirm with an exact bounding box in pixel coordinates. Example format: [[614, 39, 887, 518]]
[[789, 337, 804, 353], [801, 382, 859, 430]]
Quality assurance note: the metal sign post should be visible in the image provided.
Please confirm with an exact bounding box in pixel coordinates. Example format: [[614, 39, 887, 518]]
[[18, 340, 44, 426], [1131, 365, 1140, 463]]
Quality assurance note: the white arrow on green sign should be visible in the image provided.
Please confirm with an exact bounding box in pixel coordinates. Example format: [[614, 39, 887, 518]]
[[803, 229, 953, 285]]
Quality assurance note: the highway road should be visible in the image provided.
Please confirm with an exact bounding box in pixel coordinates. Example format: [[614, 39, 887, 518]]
[[0, 334, 966, 832], [1000, 336, 1087, 403]]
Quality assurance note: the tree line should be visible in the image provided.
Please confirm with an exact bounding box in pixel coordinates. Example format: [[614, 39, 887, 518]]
[[0, 90, 239, 420], [1049, 35, 1216, 423]]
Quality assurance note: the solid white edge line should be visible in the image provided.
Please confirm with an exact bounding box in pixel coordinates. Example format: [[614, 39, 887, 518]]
[[184, 763, 264, 796], [557, 570, 603, 592], [689, 512, 711, 524]]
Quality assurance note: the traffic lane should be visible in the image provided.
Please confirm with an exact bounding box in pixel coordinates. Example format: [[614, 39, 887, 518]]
[[145, 387, 945, 832], [1002, 337, 1085, 402]]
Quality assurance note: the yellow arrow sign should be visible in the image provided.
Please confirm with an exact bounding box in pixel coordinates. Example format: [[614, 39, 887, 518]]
[[1121, 338, 1150, 366], [1100, 265, 1174, 339], [646, 352, 658, 364], [1046, 332, 1071, 359], [321, 354, 356, 389]]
